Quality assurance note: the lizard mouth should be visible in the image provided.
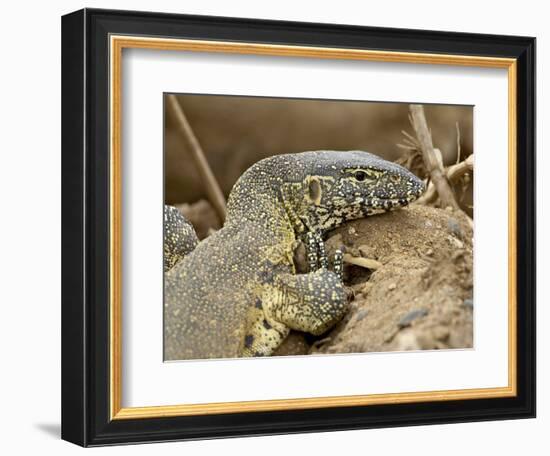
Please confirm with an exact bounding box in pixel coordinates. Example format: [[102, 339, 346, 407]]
[[368, 195, 416, 208], [360, 194, 420, 215]]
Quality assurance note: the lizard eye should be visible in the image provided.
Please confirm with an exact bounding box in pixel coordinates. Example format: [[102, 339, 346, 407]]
[[354, 171, 368, 182]]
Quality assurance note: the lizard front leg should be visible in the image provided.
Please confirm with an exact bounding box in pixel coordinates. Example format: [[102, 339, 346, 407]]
[[304, 231, 344, 279], [242, 266, 348, 357], [242, 238, 346, 357]]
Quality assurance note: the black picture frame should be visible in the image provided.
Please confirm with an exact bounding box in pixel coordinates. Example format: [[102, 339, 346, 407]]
[[61, 8, 535, 447]]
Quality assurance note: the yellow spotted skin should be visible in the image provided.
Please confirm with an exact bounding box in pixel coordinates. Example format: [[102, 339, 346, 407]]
[[164, 150, 424, 360], [164, 205, 199, 272]]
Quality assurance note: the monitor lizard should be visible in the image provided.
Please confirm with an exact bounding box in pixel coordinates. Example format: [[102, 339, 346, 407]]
[[164, 150, 424, 360]]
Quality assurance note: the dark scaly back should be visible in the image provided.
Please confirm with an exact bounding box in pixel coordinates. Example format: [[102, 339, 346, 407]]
[[163, 205, 199, 272]]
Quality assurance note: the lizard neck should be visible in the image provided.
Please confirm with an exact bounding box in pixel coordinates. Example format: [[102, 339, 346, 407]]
[[226, 174, 297, 242]]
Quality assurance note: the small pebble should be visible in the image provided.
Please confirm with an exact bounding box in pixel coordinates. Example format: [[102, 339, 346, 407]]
[[355, 309, 369, 322], [392, 332, 421, 351], [398, 308, 429, 328], [448, 235, 464, 249], [426, 248, 434, 256], [388, 283, 397, 291], [448, 218, 463, 239], [312, 336, 332, 348], [348, 226, 357, 235], [362, 282, 373, 295], [432, 326, 450, 341], [358, 244, 375, 258]]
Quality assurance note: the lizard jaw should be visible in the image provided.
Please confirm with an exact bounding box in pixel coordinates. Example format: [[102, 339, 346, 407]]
[[360, 195, 419, 216]]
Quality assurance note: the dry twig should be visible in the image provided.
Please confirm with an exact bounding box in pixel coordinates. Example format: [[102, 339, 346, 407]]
[[343, 254, 383, 270], [167, 94, 227, 222], [409, 104, 460, 211], [415, 154, 473, 206]]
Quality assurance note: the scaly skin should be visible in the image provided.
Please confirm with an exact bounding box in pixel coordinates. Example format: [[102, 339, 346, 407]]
[[164, 205, 199, 272], [164, 150, 424, 360]]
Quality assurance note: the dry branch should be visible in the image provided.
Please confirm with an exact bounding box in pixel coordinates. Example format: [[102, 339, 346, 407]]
[[414, 154, 473, 206], [343, 254, 383, 270], [167, 94, 227, 222], [409, 105, 460, 211], [447, 154, 473, 181]]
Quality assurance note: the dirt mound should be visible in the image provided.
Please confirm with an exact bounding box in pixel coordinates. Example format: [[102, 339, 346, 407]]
[[275, 204, 473, 356]]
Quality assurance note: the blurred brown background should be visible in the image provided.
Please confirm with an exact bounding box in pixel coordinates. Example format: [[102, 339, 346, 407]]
[[165, 94, 473, 205]]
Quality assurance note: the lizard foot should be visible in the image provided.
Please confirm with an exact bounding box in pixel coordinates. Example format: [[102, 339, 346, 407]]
[[243, 236, 348, 357], [268, 270, 348, 336]]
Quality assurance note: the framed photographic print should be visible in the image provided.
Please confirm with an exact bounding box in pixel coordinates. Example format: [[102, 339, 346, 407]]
[[61, 8, 535, 447]]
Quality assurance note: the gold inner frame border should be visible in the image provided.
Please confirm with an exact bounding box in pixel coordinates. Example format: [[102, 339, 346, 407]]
[[109, 35, 517, 420]]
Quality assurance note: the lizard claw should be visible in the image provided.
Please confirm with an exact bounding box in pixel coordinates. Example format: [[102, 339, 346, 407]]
[[333, 248, 345, 282], [305, 231, 328, 271], [305, 231, 319, 272], [316, 234, 329, 270], [304, 232, 343, 282]]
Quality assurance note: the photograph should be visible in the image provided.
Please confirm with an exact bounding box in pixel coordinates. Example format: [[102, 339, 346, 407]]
[[58, 6, 536, 447], [163, 94, 475, 361]]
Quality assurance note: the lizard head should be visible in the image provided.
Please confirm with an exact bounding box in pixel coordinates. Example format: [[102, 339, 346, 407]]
[[295, 150, 425, 233]]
